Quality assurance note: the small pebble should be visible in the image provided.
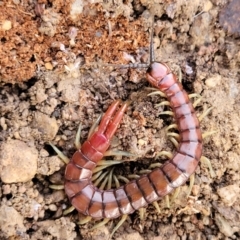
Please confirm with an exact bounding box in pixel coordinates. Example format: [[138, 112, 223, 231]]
[[0, 140, 38, 183], [45, 62, 53, 70], [215, 213, 236, 237], [32, 111, 59, 140], [192, 185, 200, 196], [217, 184, 239, 206], [205, 74, 221, 88], [0, 205, 26, 237], [1, 20, 12, 30], [49, 204, 58, 211], [138, 139, 146, 146], [203, 0, 213, 12]]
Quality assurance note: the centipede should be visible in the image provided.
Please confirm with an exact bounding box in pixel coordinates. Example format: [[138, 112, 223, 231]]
[[46, 19, 210, 239], [63, 60, 202, 219]]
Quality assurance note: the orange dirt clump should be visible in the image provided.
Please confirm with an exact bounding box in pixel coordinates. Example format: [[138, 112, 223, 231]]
[[0, 1, 148, 83], [0, 2, 39, 83]]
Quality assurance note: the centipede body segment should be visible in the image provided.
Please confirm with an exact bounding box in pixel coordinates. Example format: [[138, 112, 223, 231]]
[[64, 61, 202, 220]]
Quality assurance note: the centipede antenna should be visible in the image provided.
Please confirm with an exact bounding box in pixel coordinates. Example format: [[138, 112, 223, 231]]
[[149, 15, 155, 63], [98, 62, 149, 69]]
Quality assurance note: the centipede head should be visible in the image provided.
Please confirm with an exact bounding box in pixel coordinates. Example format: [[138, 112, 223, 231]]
[[146, 62, 171, 87]]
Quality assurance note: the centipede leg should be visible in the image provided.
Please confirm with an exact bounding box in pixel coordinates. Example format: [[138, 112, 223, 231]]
[[49, 142, 69, 164], [152, 201, 161, 213], [93, 171, 109, 186], [63, 206, 75, 215], [155, 151, 173, 160], [104, 149, 136, 157], [75, 123, 82, 149], [93, 161, 122, 174], [186, 174, 195, 197], [166, 124, 178, 131], [75, 113, 104, 149], [169, 136, 179, 148], [165, 195, 170, 208], [106, 168, 114, 190], [159, 111, 174, 116], [90, 218, 110, 230], [87, 114, 102, 139], [48, 144, 75, 214], [99, 170, 112, 190], [198, 107, 213, 122], [139, 208, 146, 220], [109, 214, 128, 240], [78, 216, 92, 224], [155, 100, 170, 107], [170, 187, 181, 205], [202, 131, 218, 139], [167, 131, 180, 150], [200, 156, 216, 178], [188, 93, 202, 108], [139, 169, 151, 174], [48, 143, 70, 194], [148, 89, 173, 115], [49, 185, 64, 190], [167, 132, 180, 140], [178, 65, 182, 83], [197, 106, 216, 178], [147, 90, 166, 98]]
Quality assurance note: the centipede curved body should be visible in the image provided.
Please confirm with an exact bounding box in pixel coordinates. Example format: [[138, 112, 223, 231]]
[[64, 62, 202, 219]]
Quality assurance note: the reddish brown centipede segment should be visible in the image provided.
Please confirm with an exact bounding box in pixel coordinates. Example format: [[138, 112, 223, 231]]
[[64, 61, 202, 219]]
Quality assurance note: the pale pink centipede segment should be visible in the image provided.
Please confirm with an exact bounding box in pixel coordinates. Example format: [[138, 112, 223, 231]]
[[63, 61, 202, 219]]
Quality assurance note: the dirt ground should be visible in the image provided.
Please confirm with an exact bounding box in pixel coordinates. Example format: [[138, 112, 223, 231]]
[[0, 0, 240, 239]]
